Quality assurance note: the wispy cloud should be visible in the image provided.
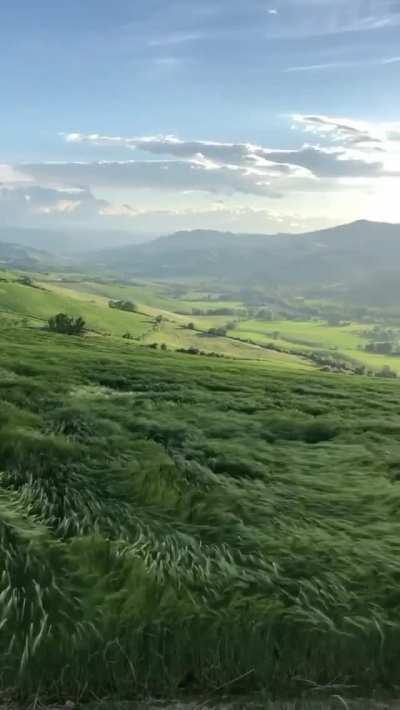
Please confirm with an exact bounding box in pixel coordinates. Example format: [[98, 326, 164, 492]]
[[152, 56, 182, 68], [148, 31, 206, 47], [286, 56, 400, 73], [292, 113, 400, 147]]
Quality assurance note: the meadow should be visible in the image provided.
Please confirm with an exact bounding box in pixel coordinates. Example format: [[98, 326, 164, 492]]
[[1, 317, 400, 703], [38, 275, 400, 374], [3, 271, 400, 705]]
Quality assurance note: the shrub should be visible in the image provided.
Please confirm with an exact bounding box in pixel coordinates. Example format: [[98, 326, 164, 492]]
[[48, 313, 86, 335], [109, 300, 138, 312]]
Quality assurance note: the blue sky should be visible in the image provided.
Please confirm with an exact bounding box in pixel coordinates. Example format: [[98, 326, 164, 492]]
[[2, 0, 400, 237]]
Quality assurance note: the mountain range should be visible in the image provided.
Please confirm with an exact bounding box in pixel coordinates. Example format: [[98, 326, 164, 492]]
[[1, 220, 400, 303]]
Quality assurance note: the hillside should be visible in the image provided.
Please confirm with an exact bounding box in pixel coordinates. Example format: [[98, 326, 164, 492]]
[[0, 272, 311, 366], [0, 240, 55, 270], [0, 226, 150, 253], [1, 322, 400, 702], [86, 220, 400, 302]]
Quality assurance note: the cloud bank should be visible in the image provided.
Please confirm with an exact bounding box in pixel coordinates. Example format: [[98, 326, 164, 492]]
[[2, 112, 400, 233]]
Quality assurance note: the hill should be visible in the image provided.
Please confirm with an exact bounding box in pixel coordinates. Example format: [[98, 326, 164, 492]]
[[0, 226, 150, 253], [86, 220, 400, 302], [0, 240, 55, 270]]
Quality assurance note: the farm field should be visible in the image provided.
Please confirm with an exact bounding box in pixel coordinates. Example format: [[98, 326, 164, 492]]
[[230, 319, 400, 374]]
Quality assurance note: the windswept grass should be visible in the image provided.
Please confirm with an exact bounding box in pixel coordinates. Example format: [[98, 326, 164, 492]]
[[1, 324, 400, 701]]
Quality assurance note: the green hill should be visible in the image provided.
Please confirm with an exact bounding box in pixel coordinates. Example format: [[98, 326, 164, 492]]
[[0, 272, 311, 367], [86, 220, 400, 302]]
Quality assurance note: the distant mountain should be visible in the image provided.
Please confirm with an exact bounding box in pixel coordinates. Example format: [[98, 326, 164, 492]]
[[87, 220, 400, 297], [0, 241, 55, 270], [3, 220, 400, 304], [0, 227, 152, 254]]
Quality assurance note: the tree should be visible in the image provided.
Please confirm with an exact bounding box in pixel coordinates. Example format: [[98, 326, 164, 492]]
[[206, 326, 228, 337], [48, 313, 86, 335], [109, 300, 137, 312]]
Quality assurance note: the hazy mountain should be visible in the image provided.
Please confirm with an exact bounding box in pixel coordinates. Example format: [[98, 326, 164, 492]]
[[87, 220, 400, 290], [2, 220, 400, 304], [0, 241, 55, 270], [0, 227, 152, 254]]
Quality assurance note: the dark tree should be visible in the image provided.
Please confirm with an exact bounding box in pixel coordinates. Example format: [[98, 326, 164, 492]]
[[48, 313, 86, 335]]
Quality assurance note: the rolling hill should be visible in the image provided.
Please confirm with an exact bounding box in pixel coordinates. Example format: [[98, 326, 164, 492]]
[[2, 219, 400, 303], [86, 220, 400, 301], [0, 240, 55, 269]]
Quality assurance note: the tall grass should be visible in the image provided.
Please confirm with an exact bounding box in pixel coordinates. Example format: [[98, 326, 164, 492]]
[[1, 325, 400, 700]]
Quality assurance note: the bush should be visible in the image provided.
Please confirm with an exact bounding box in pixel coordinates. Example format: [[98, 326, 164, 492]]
[[109, 300, 138, 312], [206, 326, 228, 337], [48, 313, 86, 335], [375, 365, 397, 378]]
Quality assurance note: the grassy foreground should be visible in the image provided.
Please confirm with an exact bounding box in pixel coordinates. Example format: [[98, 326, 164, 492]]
[[1, 324, 400, 701]]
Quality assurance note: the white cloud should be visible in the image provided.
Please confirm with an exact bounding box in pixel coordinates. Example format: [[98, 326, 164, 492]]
[[5, 112, 400, 234], [148, 31, 206, 47], [286, 57, 400, 73], [63, 130, 395, 179], [292, 114, 400, 155], [291, 114, 381, 145], [99, 200, 330, 234], [17, 159, 285, 197], [0, 184, 109, 226]]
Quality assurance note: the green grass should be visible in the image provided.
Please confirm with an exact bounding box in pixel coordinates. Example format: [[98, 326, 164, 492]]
[[0, 279, 153, 337], [231, 320, 400, 373], [48, 278, 245, 314], [0, 274, 310, 368], [1, 320, 400, 701], [142, 320, 312, 366]]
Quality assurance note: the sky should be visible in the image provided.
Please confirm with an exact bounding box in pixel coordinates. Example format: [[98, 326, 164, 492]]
[[2, 0, 400, 239]]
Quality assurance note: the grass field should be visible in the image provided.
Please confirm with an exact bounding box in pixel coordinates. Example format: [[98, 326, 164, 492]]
[[3, 270, 400, 703], [230, 319, 400, 373], [0, 278, 153, 337], [1, 320, 400, 701], [0, 274, 311, 367], [36, 276, 400, 374], [22, 274, 400, 374]]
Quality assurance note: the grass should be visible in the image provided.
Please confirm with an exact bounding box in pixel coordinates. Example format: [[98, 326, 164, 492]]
[[0, 274, 310, 368], [3, 272, 400, 703], [142, 320, 311, 366], [0, 279, 153, 337], [33, 275, 400, 373], [81, 700, 400, 709], [231, 320, 400, 373], [1, 319, 400, 701]]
